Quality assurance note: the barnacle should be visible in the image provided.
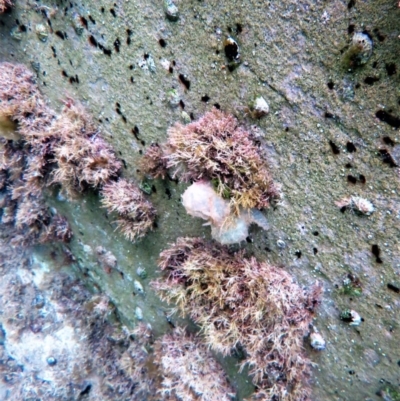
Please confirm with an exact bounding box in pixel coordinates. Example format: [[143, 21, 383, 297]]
[[335, 196, 374, 215], [343, 32, 373, 69]]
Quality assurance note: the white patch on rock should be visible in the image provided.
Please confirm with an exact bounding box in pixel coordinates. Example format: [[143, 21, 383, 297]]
[[181, 181, 269, 244], [335, 196, 374, 215], [310, 331, 326, 351]]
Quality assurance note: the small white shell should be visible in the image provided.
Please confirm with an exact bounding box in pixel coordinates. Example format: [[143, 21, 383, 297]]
[[134, 280, 144, 294], [253, 96, 269, 117], [277, 239, 286, 249], [10, 26, 23, 41], [167, 89, 180, 108], [135, 307, 143, 320], [310, 332, 326, 351], [181, 111, 191, 124], [164, 0, 179, 21], [36, 24, 49, 42], [136, 267, 147, 279]]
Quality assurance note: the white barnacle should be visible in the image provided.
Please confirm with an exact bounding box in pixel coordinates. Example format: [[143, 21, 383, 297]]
[[351, 196, 374, 215], [335, 196, 374, 215], [351, 32, 373, 65], [252, 96, 269, 118]]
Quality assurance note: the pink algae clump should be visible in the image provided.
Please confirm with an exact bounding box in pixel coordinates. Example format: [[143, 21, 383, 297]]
[[0, 62, 155, 245], [140, 108, 278, 243], [0, 0, 12, 13], [142, 108, 280, 213], [154, 327, 235, 401], [50, 99, 122, 195], [123, 323, 235, 401], [138, 143, 167, 180], [153, 237, 322, 401], [0, 63, 72, 246], [100, 179, 156, 242]]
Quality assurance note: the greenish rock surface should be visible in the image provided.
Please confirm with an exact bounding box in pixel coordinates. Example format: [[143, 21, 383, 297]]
[[1, 0, 400, 399]]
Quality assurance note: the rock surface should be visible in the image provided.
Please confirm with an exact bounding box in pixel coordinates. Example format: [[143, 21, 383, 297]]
[[0, 0, 400, 400]]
